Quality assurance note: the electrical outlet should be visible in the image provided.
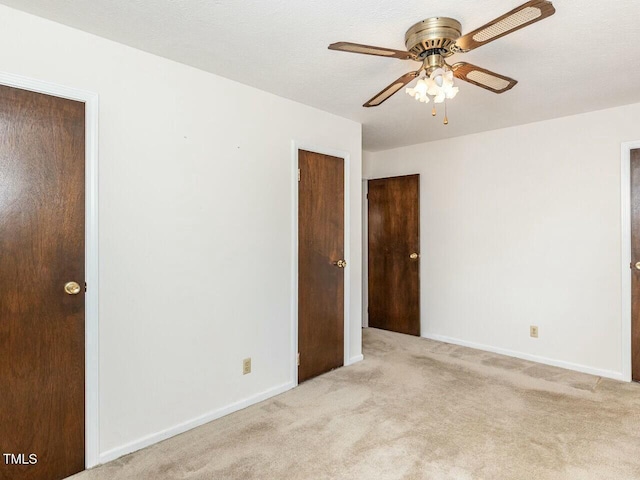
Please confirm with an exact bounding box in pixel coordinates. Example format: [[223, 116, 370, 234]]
[[530, 326, 539, 338], [242, 358, 251, 375]]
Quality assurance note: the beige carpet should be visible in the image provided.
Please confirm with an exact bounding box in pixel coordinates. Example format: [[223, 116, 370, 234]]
[[72, 328, 640, 480]]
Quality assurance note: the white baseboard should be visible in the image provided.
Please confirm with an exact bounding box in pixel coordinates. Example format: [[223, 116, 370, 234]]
[[98, 381, 296, 465], [347, 354, 364, 365], [421, 333, 625, 382]]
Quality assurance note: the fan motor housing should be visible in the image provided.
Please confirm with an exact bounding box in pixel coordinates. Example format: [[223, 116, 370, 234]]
[[405, 17, 462, 59]]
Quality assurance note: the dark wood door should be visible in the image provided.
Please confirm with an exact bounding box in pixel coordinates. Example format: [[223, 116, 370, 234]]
[[631, 149, 640, 382], [368, 174, 420, 336], [0, 85, 85, 480], [298, 150, 344, 383]]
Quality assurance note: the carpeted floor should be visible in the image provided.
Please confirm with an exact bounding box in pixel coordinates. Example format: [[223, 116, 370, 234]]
[[71, 328, 640, 480]]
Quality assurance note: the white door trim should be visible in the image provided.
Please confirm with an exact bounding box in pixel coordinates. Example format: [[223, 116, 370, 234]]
[[0, 71, 100, 467], [291, 141, 351, 386], [621, 141, 640, 383], [361, 179, 369, 328]]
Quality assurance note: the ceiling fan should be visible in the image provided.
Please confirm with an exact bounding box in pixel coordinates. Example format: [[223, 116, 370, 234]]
[[328, 0, 555, 108]]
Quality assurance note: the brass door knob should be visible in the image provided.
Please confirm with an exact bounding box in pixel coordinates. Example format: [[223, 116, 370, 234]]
[[410, 253, 420, 260], [334, 259, 347, 268], [64, 281, 81, 295], [635, 262, 640, 271]]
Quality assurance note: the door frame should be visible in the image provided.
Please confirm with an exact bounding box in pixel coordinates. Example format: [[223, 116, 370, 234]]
[[365, 174, 421, 336], [362, 179, 369, 328], [621, 140, 640, 382], [290, 141, 351, 386], [0, 71, 100, 467], [620, 140, 640, 382]]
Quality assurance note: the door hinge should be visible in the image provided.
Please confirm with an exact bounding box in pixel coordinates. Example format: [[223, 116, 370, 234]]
[[366, 193, 368, 199], [85, 282, 88, 293], [297, 352, 300, 366], [297, 168, 300, 182]]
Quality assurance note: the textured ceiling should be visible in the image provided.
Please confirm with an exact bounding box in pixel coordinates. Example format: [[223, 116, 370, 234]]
[[2, 0, 640, 151]]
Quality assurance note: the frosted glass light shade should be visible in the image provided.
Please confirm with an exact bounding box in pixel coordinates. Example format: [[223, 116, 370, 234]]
[[405, 66, 459, 106]]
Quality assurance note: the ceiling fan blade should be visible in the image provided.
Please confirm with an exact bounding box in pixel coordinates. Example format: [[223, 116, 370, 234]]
[[451, 63, 517, 94], [455, 0, 555, 52], [363, 71, 420, 107], [329, 42, 414, 60]]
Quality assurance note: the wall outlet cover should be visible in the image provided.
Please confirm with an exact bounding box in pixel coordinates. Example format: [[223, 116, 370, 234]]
[[242, 358, 251, 375]]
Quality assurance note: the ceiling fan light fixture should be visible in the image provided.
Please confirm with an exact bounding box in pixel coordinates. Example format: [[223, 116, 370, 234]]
[[408, 66, 459, 105]]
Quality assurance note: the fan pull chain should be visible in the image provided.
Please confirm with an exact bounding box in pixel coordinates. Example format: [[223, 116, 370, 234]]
[[432, 105, 437, 117], [443, 100, 449, 125]]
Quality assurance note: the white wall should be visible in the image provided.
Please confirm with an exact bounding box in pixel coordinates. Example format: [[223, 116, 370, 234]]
[[364, 102, 640, 380], [0, 5, 362, 463]]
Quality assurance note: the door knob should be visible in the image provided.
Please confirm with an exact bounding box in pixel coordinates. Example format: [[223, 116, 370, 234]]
[[64, 281, 81, 295], [333, 259, 347, 268], [410, 253, 420, 260], [635, 262, 640, 271]]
